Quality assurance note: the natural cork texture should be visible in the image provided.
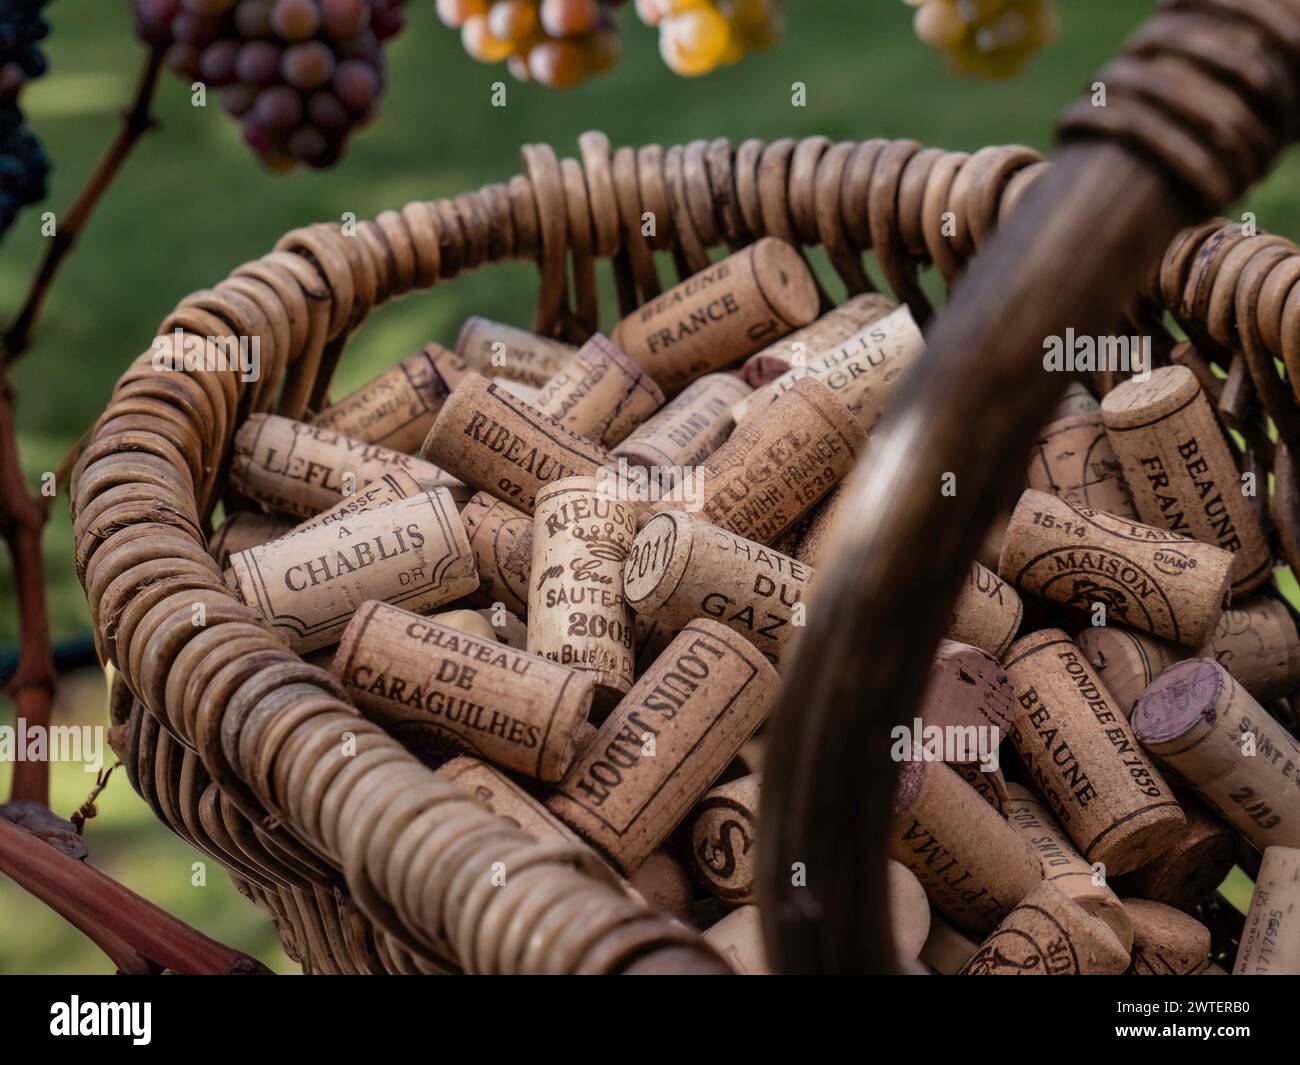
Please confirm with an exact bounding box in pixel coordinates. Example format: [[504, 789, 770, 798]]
[[959, 881, 1130, 975], [460, 491, 533, 617], [920, 913, 980, 975], [288, 470, 426, 538], [889, 757, 1041, 935], [1234, 845, 1300, 975], [1132, 657, 1300, 852], [232, 413, 461, 519], [889, 859, 933, 962], [1101, 366, 1271, 596], [1075, 625, 1183, 719], [1027, 381, 1136, 519], [703, 905, 769, 975], [208, 511, 294, 568], [613, 373, 752, 470], [455, 315, 576, 388], [334, 600, 594, 781], [624, 511, 812, 669], [528, 477, 638, 708], [1112, 794, 1236, 911], [1005, 782, 1133, 952], [947, 562, 1025, 660], [953, 763, 1012, 816], [224, 489, 478, 653], [654, 376, 865, 545], [531, 334, 665, 448], [432, 754, 586, 848], [1203, 596, 1300, 704], [611, 237, 820, 392], [546, 619, 777, 875], [1123, 899, 1210, 974], [1002, 629, 1186, 876], [919, 638, 1014, 736], [731, 305, 925, 430], [311, 343, 470, 453], [688, 773, 759, 904], [421, 372, 615, 515], [997, 488, 1232, 647], [737, 292, 897, 389]]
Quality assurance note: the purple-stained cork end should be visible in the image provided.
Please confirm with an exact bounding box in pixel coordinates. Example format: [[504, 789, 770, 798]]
[[892, 760, 927, 814], [1131, 658, 1224, 745]]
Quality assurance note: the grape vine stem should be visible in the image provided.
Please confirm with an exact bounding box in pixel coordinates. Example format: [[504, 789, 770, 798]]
[[0, 44, 164, 807]]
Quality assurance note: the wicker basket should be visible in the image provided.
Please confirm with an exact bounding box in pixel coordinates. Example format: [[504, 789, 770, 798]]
[[70, 0, 1300, 974]]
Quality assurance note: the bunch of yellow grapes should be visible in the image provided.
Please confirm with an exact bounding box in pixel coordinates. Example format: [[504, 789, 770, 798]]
[[635, 0, 782, 78], [907, 0, 1058, 79]]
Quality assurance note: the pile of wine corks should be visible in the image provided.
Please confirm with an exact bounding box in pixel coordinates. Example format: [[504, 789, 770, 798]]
[[900, 369, 1300, 976]]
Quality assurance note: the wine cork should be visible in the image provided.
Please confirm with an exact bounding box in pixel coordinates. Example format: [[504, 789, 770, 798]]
[[953, 763, 1012, 816], [208, 511, 294, 567], [920, 912, 980, 974], [890, 758, 1042, 935], [334, 600, 593, 781], [1132, 658, 1300, 852], [455, 316, 576, 388], [1005, 782, 1133, 952], [997, 488, 1232, 647], [703, 905, 770, 975], [959, 880, 1130, 975], [1123, 899, 1211, 974], [224, 489, 478, 653], [611, 238, 820, 392], [528, 477, 638, 708], [628, 852, 694, 920], [1204, 596, 1300, 704], [613, 373, 752, 470], [420, 372, 614, 516], [731, 305, 925, 430], [530, 334, 664, 448], [1003, 629, 1185, 875], [231, 413, 462, 519], [1234, 845, 1300, 974], [737, 292, 898, 389], [477, 605, 528, 650], [460, 491, 533, 617], [428, 608, 499, 642], [1101, 365, 1271, 596], [1075, 625, 1183, 718], [432, 754, 585, 847], [624, 512, 813, 669], [311, 343, 470, 453], [287, 470, 426, 538], [688, 773, 759, 904], [654, 377, 865, 545], [546, 619, 777, 875], [1026, 382, 1137, 518], [947, 562, 1024, 660], [919, 639, 1014, 738], [1112, 794, 1236, 911], [890, 859, 933, 962]]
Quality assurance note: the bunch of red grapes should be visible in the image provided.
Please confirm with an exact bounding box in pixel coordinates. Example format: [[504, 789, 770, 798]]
[[437, 0, 622, 89], [133, 0, 406, 170]]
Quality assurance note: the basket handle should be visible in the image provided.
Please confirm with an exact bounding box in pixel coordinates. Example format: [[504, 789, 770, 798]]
[[759, 0, 1300, 973]]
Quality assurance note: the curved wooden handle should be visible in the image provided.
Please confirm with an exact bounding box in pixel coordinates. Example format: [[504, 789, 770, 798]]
[[759, 0, 1300, 973]]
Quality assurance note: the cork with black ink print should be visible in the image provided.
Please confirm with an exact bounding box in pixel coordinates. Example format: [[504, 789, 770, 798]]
[[460, 491, 533, 617], [421, 372, 615, 516], [959, 880, 1130, 975], [1075, 624, 1183, 718], [613, 373, 752, 471], [998, 489, 1232, 646], [531, 334, 664, 448], [1026, 381, 1137, 519], [1002, 629, 1186, 875], [1202, 596, 1300, 704], [527, 477, 638, 709], [1101, 366, 1271, 596], [1132, 657, 1300, 852], [653, 376, 865, 545], [546, 619, 777, 875], [611, 238, 820, 392], [311, 343, 470, 453], [1123, 899, 1211, 974], [232, 413, 463, 519], [224, 489, 478, 653], [1234, 845, 1300, 975], [334, 601, 594, 781], [1112, 794, 1236, 911], [624, 512, 812, 668], [688, 773, 759, 904], [889, 758, 1041, 936], [432, 755, 588, 847], [455, 316, 576, 389]]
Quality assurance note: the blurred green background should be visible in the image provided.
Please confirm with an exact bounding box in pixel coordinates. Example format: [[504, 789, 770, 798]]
[[0, 0, 1288, 973]]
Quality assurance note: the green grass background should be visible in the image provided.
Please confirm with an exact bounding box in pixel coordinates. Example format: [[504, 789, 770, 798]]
[[0, 0, 1289, 972]]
